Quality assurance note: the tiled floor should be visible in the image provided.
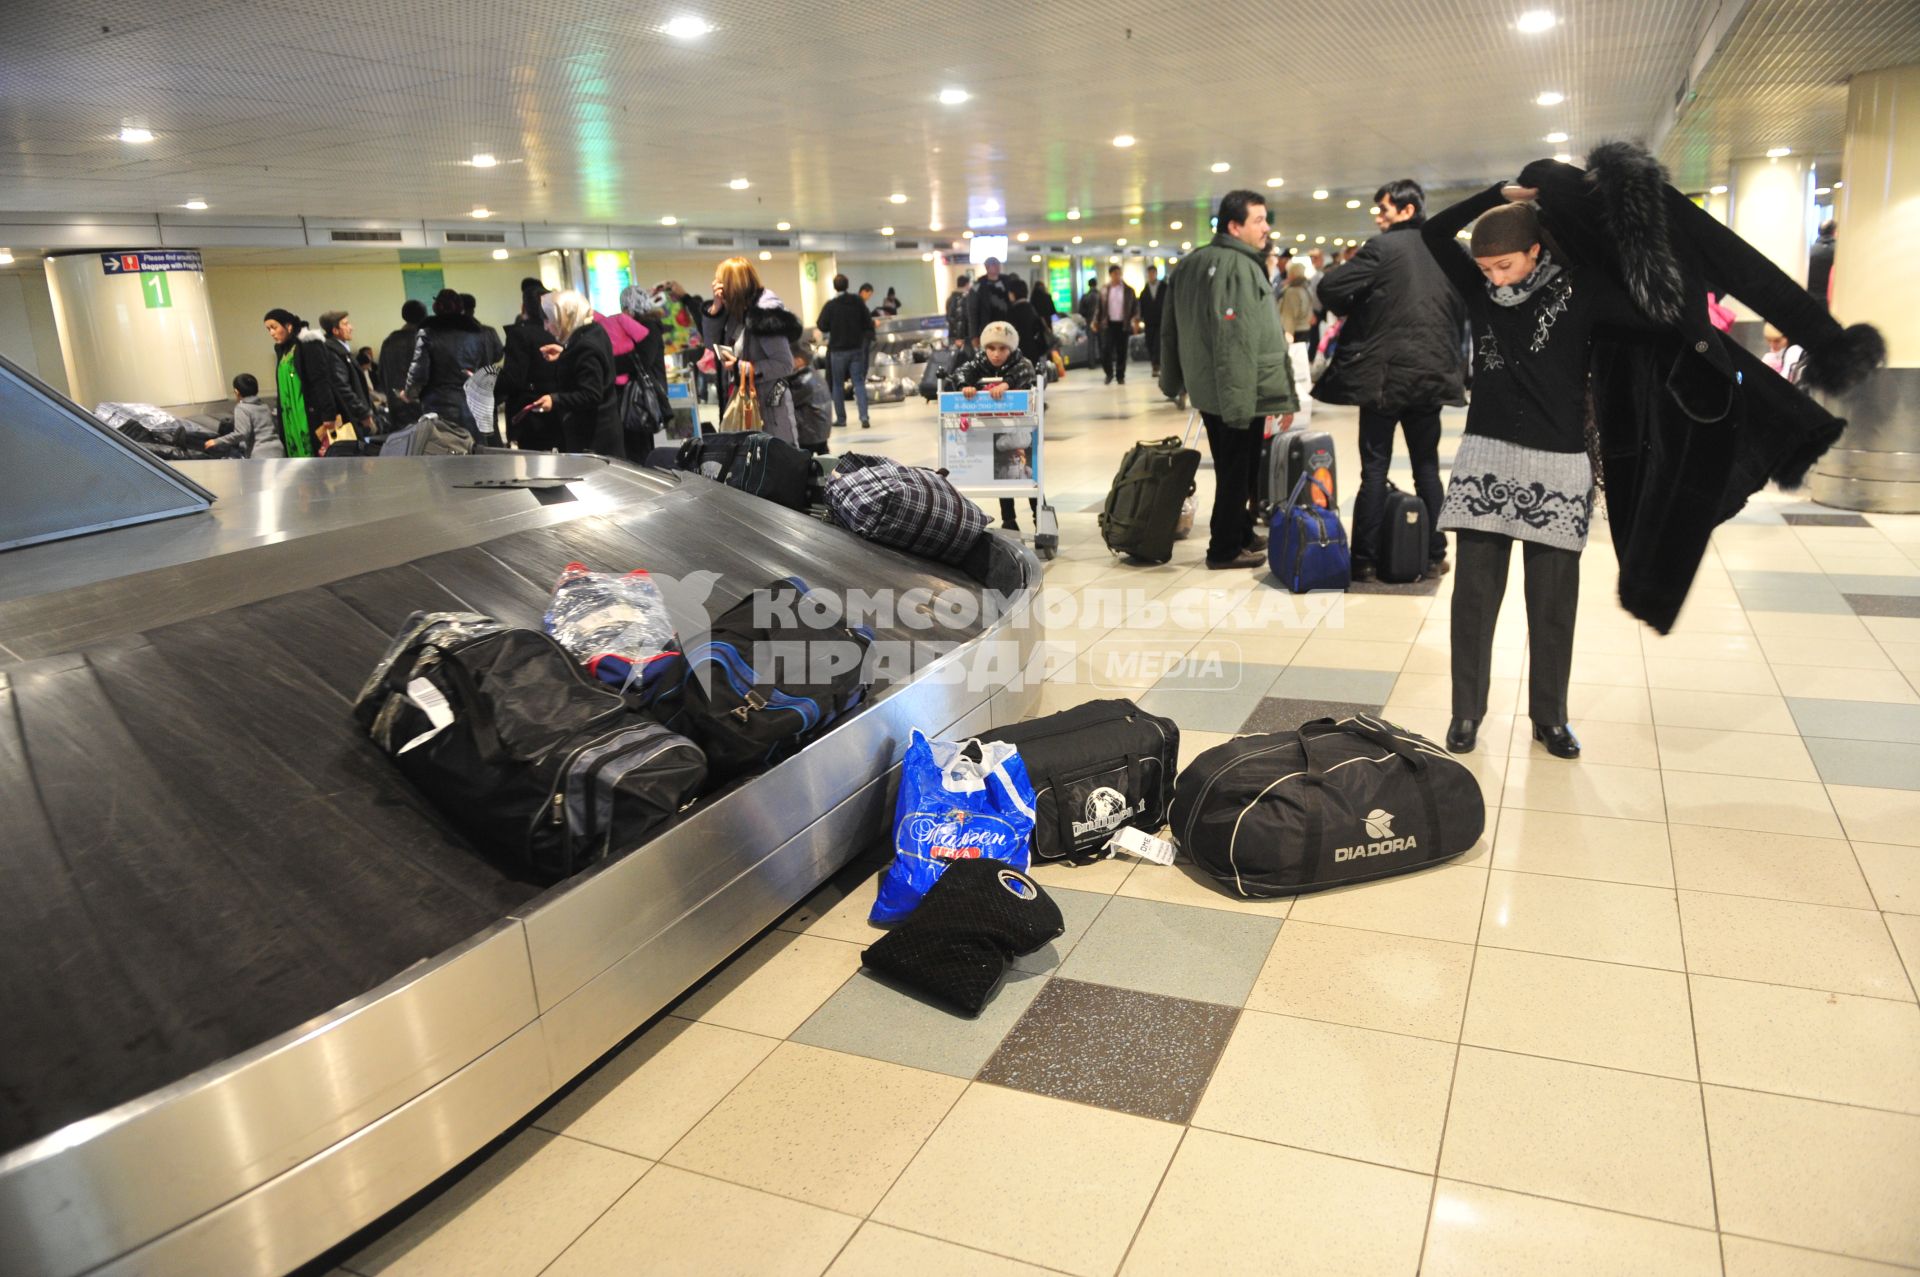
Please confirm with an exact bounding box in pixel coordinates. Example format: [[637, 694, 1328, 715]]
[[335, 375, 1920, 1276]]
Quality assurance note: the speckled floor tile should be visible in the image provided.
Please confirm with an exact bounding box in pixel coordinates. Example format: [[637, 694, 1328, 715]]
[[1847, 593, 1920, 618], [977, 977, 1238, 1122], [1238, 695, 1382, 734]]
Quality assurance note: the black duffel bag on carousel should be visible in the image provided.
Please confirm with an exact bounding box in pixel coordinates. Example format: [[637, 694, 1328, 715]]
[[1170, 714, 1484, 897], [981, 698, 1179, 862]]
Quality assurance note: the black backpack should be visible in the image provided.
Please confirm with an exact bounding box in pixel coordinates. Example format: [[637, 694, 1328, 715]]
[[636, 577, 874, 781], [675, 430, 814, 510], [1171, 715, 1485, 897], [1098, 436, 1202, 564], [620, 351, 672, 443], [981, 699, 1179, 861], [356, 612, 709, 883]]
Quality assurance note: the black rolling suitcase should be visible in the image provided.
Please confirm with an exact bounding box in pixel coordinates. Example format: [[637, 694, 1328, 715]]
[[1377, 483, 1431, 582], [920, 348, 960, 400], [1171, 714, 1485, 898], [981, 698, 1180, 862], [1272, 430, 1337, 511], [1099, 436, 1202, 564], [675, 431, 813, 510]]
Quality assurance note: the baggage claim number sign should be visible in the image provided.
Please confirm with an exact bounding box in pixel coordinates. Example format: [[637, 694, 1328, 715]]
[[101, 249, 205, 310]]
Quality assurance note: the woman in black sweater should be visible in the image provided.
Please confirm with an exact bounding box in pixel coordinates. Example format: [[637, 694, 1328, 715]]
[[529, 289, 623, 458], [1422, 183, 1662, 760]]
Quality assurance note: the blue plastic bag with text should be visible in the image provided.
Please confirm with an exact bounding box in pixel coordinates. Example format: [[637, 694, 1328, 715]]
[[870, 730, 1039, 924]]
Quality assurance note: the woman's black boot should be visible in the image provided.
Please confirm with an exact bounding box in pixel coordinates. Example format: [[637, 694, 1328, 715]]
[[1445, 718, 1478, 754], [1533, 722, 1582, 759]]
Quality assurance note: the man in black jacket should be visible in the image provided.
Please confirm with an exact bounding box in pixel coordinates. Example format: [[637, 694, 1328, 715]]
[[1313, 178, 1464, 578], [1806, 219, 1836, 301], [316, 309, 373, 433], [377, 300, 427, 428], [1137, 264, 1166, 377], [815, 273, 874, 428], [406, 288, 501, 440], [945, 274, 972, 348], [964, 258, 1013, 348]]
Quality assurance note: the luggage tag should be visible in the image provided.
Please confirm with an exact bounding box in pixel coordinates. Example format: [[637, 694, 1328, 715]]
[[1107, 825, 1177, 866], [398, 677, 456, 754]]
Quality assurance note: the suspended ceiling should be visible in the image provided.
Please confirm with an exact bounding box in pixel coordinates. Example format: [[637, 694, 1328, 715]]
[[0, 0, 1901, 248]]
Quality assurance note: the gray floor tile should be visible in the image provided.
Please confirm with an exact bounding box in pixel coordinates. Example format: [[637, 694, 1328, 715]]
[[1846, 593, 1920, 618], [1827, 574, 1920, 597], [1787, 698, 1920, 744], [1011, 886, 1110, 974], [1270, 666, 1402, 704], [1740, 590, 1855, 615], [1151, 660, 1287, 695], [1241, 697, 1383, 734], [1137, 686, 1268, 734], [1730, 570, 1843, 594], [978, 978, 1240, 1123], [1782, 513, 1871, 527], [1805, 738, 1920, 791], [1348, 576, 1442, 597], [1057, 895, 1283, 1006], [790, 968, 1051, 1077]]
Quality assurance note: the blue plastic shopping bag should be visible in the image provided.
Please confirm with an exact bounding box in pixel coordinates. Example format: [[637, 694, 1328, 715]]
[[870, 729, 1039, 924]]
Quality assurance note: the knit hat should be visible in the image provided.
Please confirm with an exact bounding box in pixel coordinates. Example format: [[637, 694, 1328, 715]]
[[979, 321, 1018, 349], [1469, 202, 1541, 257]]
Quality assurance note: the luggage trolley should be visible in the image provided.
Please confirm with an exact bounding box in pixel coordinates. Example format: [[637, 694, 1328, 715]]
[[936, 380, 1059, 559]]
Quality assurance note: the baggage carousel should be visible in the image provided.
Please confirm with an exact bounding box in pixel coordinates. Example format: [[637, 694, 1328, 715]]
[[0, 437, 1043, 1275]]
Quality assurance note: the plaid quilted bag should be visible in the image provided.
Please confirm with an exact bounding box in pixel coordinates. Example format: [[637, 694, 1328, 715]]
[[825, 453, 990, 565]]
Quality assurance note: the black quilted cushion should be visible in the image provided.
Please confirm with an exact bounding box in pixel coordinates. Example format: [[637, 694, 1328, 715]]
[[861, 859, 1065, 1016]]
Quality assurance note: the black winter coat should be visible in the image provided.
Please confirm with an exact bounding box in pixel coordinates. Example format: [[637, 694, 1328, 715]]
[[1517, 143, 1884, 633], [1311, 221, 1467, 413], [550, 321, 623, 458], [965, 275, 1013, 344]]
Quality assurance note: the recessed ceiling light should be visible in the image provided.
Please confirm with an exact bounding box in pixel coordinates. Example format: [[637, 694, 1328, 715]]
[[1345, 198, 1361, 209], [181, 199, 208, 210], [1515, 10, 1557, 33], [118, 126, 154, 144], [776, 220, 791, 231], [1128, 217, 1140, 225], [470, 152, 497, 168], [1116, 237, 1127, 246], [490, 248, 509, 260], [1169, 220, 1183, 230], [1067, 209, 1082, 220], [1029, 254, 1041, 263], [1535, 91, 1565, 106], [1296, 233, 1307, 242], [1266, 177, 1285, 188], [1211, 162, 1231, 173], [1148, 239, 1159, 247], [1110, 255, 1120, 264], [1112, 134, 1136, 148], [758, 250, 772, 261], [1312, 189, 1329, 200], [982, 198, 1000, 213], [729, 178, 751, 190], [0, 250, 14, 266], [1332, 238, 1344, 246], [1709, 185, 1727, 194], [1071, 235, 1083, 244], [1315, 236, 1326, 244], [1015, 231, 1030, 242], [1815, 186, 1832, 195], [938, 87, 969, 105], [661, 15, 713, 38], [470, 206, 492, 219], [1766, 146, 1791, 158], [1369, 206, 1381, 215], [922, 252, 935, 261], [1544, 131, 1569, 144], [1552, 153, 1573, 164], [880, 226, 895, 236], [888, 192, 907, 204], [929, 221, 942, 231], [660, 215, 678, 226], [1181, 240, 1192, 250], [962, 229, 975, 238], [1834, 181, 1845, 189]]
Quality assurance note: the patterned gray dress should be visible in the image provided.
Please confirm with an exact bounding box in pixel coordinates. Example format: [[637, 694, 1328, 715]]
[[1438, 432, 1595, 551]]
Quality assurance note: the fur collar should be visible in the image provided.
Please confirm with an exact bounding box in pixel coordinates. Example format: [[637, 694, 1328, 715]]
[[742, 303, 803, 341], [1583, 140, 1688, 325]]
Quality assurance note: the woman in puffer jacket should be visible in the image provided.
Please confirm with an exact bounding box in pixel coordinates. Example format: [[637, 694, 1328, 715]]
[[696, 256, 803, 444]]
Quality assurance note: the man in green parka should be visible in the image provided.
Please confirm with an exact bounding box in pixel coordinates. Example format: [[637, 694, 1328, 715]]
[[1159, 189, 1299, 569]]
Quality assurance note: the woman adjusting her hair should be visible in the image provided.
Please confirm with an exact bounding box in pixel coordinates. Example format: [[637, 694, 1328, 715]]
[[1420, 181, 1667, 762], [696, 255, 804, 445]]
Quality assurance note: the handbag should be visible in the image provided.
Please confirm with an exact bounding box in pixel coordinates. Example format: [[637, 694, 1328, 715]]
[[718, 362, 761, 433], [1268, 473, 1350, 592]]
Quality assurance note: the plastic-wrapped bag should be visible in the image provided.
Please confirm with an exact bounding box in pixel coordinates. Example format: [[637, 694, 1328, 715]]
[[544, 563, 676, 689], [870, 730, 1038, 924]]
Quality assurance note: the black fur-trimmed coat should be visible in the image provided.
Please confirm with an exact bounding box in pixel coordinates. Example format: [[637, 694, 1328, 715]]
[[1517, 143, 1884, 633], [699, 289, 805, 443]]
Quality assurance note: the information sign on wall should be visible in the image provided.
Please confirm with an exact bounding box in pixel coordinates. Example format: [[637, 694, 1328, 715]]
[[139, 272, 172, 309], [100, 249, 204, 275]]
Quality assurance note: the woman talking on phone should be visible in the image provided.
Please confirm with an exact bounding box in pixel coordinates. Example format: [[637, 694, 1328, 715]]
[[684, 257, 804, 445]]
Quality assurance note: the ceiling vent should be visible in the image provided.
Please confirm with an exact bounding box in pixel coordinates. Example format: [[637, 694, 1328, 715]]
[[445, 230, 506, 244], [756, 236, 792, 248], [892, 239, 920, 250], [695, 235, 736, 247], [328, 229, 403, 243]]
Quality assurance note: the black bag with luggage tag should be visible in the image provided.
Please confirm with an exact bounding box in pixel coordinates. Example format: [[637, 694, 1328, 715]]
[[355, 612, 709, 883], [981, 698, 1180, 862], [1170, 714, 1484, 897], [1098, 436, 1202, 564]]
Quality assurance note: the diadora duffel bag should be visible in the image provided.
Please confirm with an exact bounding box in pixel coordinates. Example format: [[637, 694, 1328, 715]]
[[1170, 714, 1484, 897], [356, 611, 709, 883], [981, 698, 1180, 862]]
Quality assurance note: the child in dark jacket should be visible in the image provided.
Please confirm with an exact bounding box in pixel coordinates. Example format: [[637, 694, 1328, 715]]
[[951, 321, 1038, 530]]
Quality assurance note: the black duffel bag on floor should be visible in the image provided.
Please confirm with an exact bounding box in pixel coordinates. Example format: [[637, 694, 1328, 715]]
[[356, 612, 708, 883], [981, 698, 1179, 862], [1170, 714, 1484, 897]]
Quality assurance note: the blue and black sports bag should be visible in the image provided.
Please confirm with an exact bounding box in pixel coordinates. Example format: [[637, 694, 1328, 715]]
[[1268, 473, 1351, 593]]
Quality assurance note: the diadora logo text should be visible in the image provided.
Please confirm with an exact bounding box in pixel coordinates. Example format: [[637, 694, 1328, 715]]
[[1336, 809, 1415, 862]]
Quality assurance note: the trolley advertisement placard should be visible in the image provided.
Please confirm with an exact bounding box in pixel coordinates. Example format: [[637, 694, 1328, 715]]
[[937, 389, 1042, 492]]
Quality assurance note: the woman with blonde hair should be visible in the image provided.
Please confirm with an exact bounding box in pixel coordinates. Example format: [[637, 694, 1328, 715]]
[[530, 289, 622, 457], [693, 256, 804, 443]]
